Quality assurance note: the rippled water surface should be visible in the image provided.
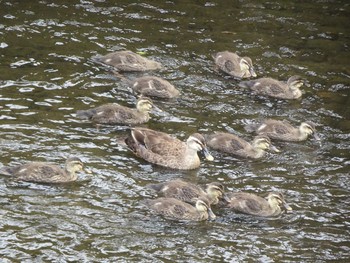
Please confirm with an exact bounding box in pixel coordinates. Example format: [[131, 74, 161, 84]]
[[1, 1, 349, 262]]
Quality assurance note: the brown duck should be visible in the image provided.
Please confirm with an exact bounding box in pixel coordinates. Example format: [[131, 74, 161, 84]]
[[247, 119, 320, 142], [206, 133, 280, 159], [76, 97, 154, 125], [225, 192, 292, 217], [130, 76, 180, 99], [239, 75, 304, 99], [147, 179, 228, 205], [0, 157, 84, 183], [125, 127, 214, 170], [94, 50, 162, 72], [213, 51, 257, 79], [142, 197, 216, 221]]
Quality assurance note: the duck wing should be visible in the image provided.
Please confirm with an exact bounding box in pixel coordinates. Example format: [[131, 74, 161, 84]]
[[12, 162, 65, 183]]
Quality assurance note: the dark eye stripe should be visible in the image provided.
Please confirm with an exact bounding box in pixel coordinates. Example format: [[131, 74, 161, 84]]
[[193, 138, 204, 147]]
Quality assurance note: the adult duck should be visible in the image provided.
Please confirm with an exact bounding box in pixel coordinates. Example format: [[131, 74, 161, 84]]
[[125, 127, 214, 170]]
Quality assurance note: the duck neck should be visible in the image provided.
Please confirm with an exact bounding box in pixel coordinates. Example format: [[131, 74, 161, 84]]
[[183, 147, 200, 169], [291, 88, 302, 99], [268, 200, 282, 216], [206, 193, 218, 205], [196, 209, 208, 220], [65, 167, 78, 182], [136, 109, 150, 121], [297, 128, 309, 141], [250, 143, 265, 158], [252, 147, 265, 158]]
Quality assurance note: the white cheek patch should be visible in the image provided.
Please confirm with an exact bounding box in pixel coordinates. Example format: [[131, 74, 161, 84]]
[[105, 58, 112, 63], [253, 82, 261, 87], [133, 81, 139, 87]]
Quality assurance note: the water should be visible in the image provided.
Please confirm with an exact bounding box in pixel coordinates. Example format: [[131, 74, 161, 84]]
[[1, 1, 349, 262]]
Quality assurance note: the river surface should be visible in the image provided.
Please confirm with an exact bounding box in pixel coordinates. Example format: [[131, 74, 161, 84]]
[[0, 1, 349, 262]]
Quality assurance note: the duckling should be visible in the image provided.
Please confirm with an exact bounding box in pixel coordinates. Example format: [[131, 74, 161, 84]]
[[225, 192, 292, 217], [213, 51, 257, 79], [206, 133, 280, 159], [76, 97, 154, 125], [94, 50, 162, 72], [142, 197, 216, 221], [239, 75, 304, 99], [147, 179, 227, 205], [130, 76, 180, 99], [125, 127, 214, 170], [0, 157, 84, 183], [247, 119, 320, 142]]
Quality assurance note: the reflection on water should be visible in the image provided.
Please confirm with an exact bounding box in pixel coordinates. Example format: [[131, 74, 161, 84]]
[[0, 0, 349, 262]]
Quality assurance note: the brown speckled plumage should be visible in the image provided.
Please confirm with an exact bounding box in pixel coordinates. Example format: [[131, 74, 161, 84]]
[[206, 133, 279, 159], [224, 192, 292, 217], [213, 51, 257, 79], [125, 127, 214, 170], [142, 197, 216, 221], [147, 179, 226, 205], [0, 157, 84, 183], [239, 76, 304, 99], [130, 76, 180, 99], [76, 97, 154, 125], [94, 50, 162, 72], [248, 119, 320, 142]]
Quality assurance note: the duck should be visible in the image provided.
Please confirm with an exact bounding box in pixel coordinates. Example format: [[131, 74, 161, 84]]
[[246, 119, 320, 142], [147, 179, 228, 205], [76, 97, 154, 125], [142, 197, 216, 221], [213, 51, 257, 79], [94, 50, 162, 72], [224, 192, 292, 217], [0, 157, 84, 183], [129, 76, 180, 99], [125, 127, 214, 170], [206, 133, 280, 159], [238, 75, 304, 99]]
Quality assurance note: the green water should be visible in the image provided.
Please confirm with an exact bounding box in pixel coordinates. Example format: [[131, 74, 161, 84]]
[[0, 1, 349, 262]]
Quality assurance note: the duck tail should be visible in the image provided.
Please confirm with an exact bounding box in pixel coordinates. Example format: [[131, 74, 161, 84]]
[[91, 55, 103, 63], [76, 109, 96, 120], [0, 166, 16, 176], [237, 80, 252, 89], [244, 123, 260, 133], [146, 182, 165, 192], [124, 136, 136, 152]]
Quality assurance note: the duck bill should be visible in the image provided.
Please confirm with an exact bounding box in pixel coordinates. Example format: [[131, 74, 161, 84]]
[[84, 168, 93, 174], [151, 104, 163, 113], [269, 144, 280, 153], [222, 194, 231, 203], [207, 207, 216, 220], [283, 202, 293, 213], [250, 67, 257, 78], [202, 147, 214, 161], [313, 132, 321, 142]]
